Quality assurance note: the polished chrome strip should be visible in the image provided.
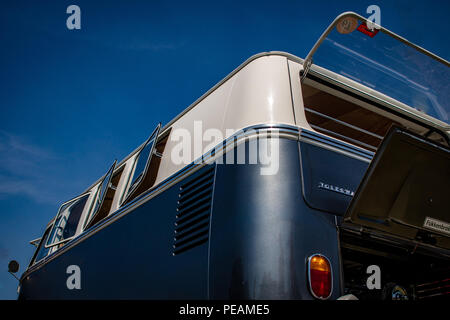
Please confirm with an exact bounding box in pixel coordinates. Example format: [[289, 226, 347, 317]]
[[300, 128, 374, 162]]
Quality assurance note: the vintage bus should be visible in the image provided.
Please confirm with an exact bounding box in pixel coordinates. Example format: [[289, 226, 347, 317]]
[[13, 12, 449, 300]]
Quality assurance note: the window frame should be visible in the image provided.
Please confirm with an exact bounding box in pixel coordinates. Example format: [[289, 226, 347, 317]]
[[28, 223, 53, 267], [122, 123, 161, 204], [82, 160, 117, 230], [45, 192, 92, 249], [105, 162, 130, 214]]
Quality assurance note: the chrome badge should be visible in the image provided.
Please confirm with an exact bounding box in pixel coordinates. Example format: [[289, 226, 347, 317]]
[[318, 182, 355, 197]]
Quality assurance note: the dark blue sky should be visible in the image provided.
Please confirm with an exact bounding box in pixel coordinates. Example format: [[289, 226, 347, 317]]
[[0, 0, 448, 299]]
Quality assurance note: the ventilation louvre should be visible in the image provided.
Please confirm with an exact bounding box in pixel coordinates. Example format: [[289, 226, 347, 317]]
[[173, 166, 215, 255]]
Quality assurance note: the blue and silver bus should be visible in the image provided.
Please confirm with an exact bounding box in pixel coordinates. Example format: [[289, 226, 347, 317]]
[[15, 12, 450, 300]]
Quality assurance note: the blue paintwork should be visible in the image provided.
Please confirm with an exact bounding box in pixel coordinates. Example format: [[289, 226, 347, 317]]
[[209, 138, 342, 299], [20, 167, 212, 299], [19, 136, 370, 300]]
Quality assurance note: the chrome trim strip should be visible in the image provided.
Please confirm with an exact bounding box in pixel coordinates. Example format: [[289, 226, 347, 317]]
[[300, 128, 374, 161], [309, 124, 378, 152]]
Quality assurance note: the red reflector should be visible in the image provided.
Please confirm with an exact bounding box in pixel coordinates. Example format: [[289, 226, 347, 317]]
[[308, 254, 332, 299]]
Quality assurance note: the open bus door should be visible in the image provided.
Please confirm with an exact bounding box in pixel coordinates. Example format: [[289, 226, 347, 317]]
[[342, 126, 450, 252]]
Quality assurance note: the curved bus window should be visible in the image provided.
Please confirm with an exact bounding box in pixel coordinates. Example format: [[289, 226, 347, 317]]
[[46, 193, 90, 248], [123, 123, 161, 204], [29, 225, 52, 266]]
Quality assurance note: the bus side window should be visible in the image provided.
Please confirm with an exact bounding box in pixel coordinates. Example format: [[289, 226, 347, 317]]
[[85, 166, 124, 227], [46, 193, 90, 248], [30, 224, 52, 266], [123, 126, 171, 205], [83, 161, 116, 230]]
